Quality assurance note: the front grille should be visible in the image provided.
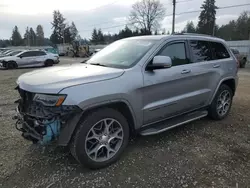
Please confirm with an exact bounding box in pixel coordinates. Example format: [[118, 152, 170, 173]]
[[17, 87, 35, 113]]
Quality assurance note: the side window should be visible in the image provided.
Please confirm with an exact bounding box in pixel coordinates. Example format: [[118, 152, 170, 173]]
[[36, 51, 46, 56], [20, 51, 34, 57], [158, 42, 188, 66], [210, 42, 230, 60], [189, 40, 212, 62]]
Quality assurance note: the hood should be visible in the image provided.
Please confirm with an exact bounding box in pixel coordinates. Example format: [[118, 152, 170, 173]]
[[17, 63, 124, 93], [0, 56, 17, 60]]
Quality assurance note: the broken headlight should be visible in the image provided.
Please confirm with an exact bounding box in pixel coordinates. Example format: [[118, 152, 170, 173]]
[[33, 94, 66, 107]]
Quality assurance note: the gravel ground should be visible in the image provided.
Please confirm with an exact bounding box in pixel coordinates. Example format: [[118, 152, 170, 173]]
[[1, 61, 250, 188]]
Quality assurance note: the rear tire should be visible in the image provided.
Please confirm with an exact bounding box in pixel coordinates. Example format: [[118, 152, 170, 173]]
[[70, 108, 130, 169], [208, 84, 233, 120], [6, 61, 17, 69], [240, 59, 246, 68], [44, 59, 54, 67]]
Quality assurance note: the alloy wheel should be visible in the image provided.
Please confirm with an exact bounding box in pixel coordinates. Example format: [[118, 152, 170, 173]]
[[85, 118, 124, 162], [216, 90, 231, 117]]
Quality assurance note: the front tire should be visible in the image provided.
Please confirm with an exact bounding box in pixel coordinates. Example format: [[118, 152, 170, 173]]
[[208, 84, 233, 120], [6, 61, 17, 69], [44, 59, 54, 67], [70, 108, 129, 169]]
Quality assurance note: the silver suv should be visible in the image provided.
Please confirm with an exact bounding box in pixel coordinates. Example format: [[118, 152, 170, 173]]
[[15, 34, 238, 169]]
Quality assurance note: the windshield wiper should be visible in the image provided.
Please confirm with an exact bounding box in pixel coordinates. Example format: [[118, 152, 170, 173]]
[[90, 63, 107, 67]]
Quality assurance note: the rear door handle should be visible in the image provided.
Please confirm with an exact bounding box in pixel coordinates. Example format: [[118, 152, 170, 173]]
[[181, 69, 191, 74], [213, 64, 220, 68]]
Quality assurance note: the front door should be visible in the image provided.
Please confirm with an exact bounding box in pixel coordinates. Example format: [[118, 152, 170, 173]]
[[142, 40, 210, 125], [18, 51, 36, 67]]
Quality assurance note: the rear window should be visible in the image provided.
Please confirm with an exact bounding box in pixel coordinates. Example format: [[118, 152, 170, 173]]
[[189, 40, 213, 62], [210, 42, 230, 60]]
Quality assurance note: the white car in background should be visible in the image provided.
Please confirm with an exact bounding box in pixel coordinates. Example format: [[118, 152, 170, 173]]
[[0, 50, 59, 69]]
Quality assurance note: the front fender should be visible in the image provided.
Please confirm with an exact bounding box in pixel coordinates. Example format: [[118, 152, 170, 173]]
[[57, 99, 137, 146]]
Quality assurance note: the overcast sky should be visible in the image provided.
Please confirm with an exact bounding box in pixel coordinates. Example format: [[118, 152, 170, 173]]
[[0, 0, 249, 40]]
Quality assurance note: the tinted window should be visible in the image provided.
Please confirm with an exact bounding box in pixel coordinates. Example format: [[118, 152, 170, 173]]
[[210, 42, 230, 60], [158, 42, 189, 66], [189, 40, 212, 62], [36, 51, 46, 56], [20, 51, 36, 57]]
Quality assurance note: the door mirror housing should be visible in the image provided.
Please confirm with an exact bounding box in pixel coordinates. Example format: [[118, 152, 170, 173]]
[[18, 55, 23, 58], [147, 56, 172, 71]]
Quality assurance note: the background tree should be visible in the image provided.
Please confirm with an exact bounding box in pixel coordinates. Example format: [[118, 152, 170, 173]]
[[91, 28, 99, 44], [50, 10, 66, 44], [36, 25, 44, 46], [11, 26, 23, 46], [183, 21, 196, 33], [212, 11, 249, 40], [23, 27, 30, 46], [70, 22, 78, 42], [197, 0, 218, 35], [97, 29, 104, 44], [0, 40, 11, 47], [29, 27, 36, 46], [63, 26, 72, 43], [129, 0, 165, 34], [118, 26, 133, 38]]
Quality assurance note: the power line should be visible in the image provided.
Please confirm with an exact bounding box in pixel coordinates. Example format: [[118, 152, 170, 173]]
[[176, 0, 195, 3], [82, 0, 195, 29], [79, 3, 250, 33]]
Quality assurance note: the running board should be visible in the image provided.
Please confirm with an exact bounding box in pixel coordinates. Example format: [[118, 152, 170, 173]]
[[140, 110, 208, 136]]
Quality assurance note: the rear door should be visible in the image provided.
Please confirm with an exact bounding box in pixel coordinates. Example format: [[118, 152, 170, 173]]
[[188, 39, 224, 106], [33, 51, 47, 66], [209, 41, 234, 100]]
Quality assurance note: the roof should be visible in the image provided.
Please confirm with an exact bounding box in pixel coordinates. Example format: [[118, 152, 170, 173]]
[[123, 33, 225, 42]]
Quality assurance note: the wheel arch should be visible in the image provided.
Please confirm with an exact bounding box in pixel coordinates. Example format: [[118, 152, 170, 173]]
[[209, 77, 236, 104], [7, 60, 18, 68], [58, 100, 137, 146]]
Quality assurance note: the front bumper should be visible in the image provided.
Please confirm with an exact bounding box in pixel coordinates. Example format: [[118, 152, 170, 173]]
[[14, 88, 81, 145]]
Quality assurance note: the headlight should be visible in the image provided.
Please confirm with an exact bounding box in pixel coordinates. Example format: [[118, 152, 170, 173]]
[[33, 94, 66, 106]]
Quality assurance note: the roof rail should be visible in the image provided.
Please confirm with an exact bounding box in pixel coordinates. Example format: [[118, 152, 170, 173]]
[[173, 33, 214, 37]]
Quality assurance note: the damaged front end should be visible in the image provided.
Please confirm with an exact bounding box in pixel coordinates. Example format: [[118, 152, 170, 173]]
[[14, 87, 82, 145]]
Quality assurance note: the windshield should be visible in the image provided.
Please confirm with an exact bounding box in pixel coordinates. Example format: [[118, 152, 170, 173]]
[[9, 51, 22, 56], [87, 39, 156, 68]]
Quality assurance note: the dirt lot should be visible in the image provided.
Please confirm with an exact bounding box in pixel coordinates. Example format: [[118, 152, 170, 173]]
[[1, 62, 250, 188]]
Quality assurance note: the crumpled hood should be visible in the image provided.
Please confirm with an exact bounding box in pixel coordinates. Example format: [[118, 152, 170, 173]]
[[17, 63, 124, 93]]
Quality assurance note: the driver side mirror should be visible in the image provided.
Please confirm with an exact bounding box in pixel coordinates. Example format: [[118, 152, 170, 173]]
[[18, 55, 23, 58], [147, 56, 172, 71]]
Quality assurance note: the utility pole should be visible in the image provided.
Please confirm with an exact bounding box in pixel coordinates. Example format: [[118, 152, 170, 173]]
[[172, 0, 176, 34]]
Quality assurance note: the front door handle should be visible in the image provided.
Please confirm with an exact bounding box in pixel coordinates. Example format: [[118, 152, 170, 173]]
[[213, 64, 220, 68], [181, 69, 191, 74]]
